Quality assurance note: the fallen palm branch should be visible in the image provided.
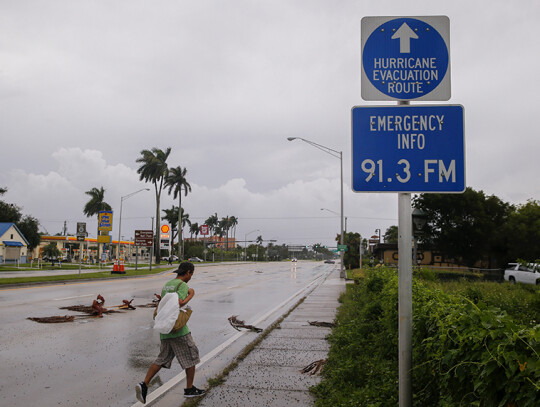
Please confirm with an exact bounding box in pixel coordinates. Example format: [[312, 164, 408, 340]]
[[26, 314, 102, 323], [228, 315, 263, 333], [300, 359, 326, 375], [138, 294, 161, 308], [308, 321, 336, 328], [31, 294, 132, 323], [27, 315, 76, 323]]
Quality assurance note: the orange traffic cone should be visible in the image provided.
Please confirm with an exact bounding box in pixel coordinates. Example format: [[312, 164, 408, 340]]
[[119, 259, 125, 272], [113, 260, 118, 272]]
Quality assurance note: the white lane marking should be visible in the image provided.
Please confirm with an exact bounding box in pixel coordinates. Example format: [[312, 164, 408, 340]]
[[53, 294, 95, 301], [133, 271, 328, 407]]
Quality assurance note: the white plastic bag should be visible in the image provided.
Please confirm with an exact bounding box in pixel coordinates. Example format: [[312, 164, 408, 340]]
[[153, 292, 180, 334]]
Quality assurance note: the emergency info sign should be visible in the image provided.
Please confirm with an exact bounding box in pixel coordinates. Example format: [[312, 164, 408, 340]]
[[361, 16, 450, 101], [351, 105, 465, 193]]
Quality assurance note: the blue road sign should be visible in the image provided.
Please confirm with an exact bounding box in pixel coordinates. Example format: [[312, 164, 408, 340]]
[[351, 105, 465, 193], [361, 16, 450, 101]]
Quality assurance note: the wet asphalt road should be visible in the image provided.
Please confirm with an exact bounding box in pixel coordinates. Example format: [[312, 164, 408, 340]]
[[0, 261, 330, 406]]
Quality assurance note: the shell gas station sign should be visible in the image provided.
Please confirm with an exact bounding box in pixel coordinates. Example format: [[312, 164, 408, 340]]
[[160, 224, 170, 250]]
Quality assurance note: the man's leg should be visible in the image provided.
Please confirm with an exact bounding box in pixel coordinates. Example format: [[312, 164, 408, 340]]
[[185, 365, 195, 389], [137, 363, 161, 404], [144, 363, 162, 385]]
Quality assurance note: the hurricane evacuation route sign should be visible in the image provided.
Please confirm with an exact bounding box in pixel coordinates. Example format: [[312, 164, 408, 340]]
[[351, 105, 465, 193], [361, 16, 450, 101]]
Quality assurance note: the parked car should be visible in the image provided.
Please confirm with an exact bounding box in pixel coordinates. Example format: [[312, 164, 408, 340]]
[[324, 259, 335, 264], [188, 257, 203, 262], [162, 255, 179, 262], [504, 263, 540, 285]]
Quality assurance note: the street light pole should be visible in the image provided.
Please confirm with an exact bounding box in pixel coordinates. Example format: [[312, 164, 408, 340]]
[[117, 188, 149, 259], [288, 137, 345, 278]]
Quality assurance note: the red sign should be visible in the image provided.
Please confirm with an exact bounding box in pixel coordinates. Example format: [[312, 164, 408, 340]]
[[135, 230, 154, 247], [200, 225, 209, 236]]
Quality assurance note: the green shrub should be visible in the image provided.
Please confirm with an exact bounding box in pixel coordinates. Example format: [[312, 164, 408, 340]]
[[313, 268, 540, 407]]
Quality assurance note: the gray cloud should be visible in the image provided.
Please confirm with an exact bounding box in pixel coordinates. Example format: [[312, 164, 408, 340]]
[[1, 0, 539, 247]]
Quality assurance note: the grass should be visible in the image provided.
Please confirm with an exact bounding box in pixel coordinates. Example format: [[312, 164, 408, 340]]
[[0, 266, 174, 286]]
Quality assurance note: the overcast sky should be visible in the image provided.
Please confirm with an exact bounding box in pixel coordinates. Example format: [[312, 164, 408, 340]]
[[1, 0, 539, 249]]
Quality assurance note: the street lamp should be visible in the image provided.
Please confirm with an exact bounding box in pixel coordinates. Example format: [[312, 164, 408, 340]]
[[321, 208, 347, 232], [244, 229, 259, 261], [117, 188, 150, 259], [288, 137, 345, 278]]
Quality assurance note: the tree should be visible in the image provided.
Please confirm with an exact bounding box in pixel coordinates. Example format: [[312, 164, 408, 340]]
[[0, 187, 21, 223], [136, 147, 171, 262], [42, 242, 62, 263], [0, 188, 41, 253], [165, 166, 191, 259], [413, 188, 512, 268], [17, 215, 41, 252], [504, 200, 540, 263], [229, 216, 238, 245], [205, 213, 218, 237], [83, 187, 112, 216], [384, 225, 398, 244], [342, 232, 362, 269], [189, 223, 199, 239], [219, 216, 234, 251], [83, 186, 112, 262]]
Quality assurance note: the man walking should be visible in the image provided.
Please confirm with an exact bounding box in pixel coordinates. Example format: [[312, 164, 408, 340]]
[[136, 261, 206, 404]]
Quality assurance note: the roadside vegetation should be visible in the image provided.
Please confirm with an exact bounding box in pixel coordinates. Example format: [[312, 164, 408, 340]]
[[313, 267, 539, 406]]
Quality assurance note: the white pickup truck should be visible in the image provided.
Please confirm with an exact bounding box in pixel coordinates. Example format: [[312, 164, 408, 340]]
[[504, 263, 540, 285]]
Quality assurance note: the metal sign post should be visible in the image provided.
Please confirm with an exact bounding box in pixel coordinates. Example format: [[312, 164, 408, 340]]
[[76, 222, 86, 275], [356, 16, 462, 407]]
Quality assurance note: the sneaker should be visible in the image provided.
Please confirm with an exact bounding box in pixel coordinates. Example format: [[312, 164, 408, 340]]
[[136, 382, 148, 404], [184, 386, 206, 398]]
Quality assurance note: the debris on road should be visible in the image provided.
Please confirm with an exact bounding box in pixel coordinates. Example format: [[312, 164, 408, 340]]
[[27, 315, 76, 323], [29, 294, 140, 324], [300, 359, 326, 375], [308, 320, 336, 328], [138, 293, 161, 308], [228, 315, 263, 333]]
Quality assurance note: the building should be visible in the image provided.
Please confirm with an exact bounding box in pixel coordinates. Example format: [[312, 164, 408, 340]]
[[0, 222, 30, 263], [184, 235, 237, 250], [33, 236, 138, 262], [372, 243, 497, 270]]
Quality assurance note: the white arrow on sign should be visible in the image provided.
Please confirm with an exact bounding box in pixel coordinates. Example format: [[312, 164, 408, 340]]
[[391, 23, 418, 53]]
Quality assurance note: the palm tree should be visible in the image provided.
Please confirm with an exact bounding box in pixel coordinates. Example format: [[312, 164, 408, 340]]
[[136, 147, 171, 262], [219, 217, 232, 251], [165, 166, 191, 259], [255, 235, 264, 261], [189, 223, 199, 239], [83, 186, 112, 262], [229, 216, 239, 246], [205, 213, 218, 237], [180, 209, 191, 235]]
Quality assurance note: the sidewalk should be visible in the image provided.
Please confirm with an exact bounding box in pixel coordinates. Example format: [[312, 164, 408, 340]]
[[148, 268, 346, 407]]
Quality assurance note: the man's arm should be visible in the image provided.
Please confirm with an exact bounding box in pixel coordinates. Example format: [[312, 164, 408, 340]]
[[179, 288, 194, 307]]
